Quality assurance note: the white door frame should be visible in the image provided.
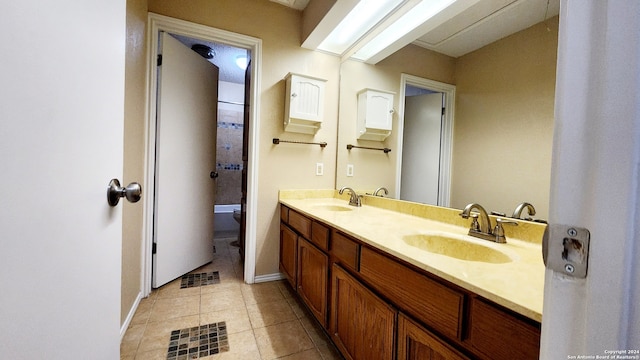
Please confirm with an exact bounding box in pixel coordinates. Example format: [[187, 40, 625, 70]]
[[540, 0, 640, 355], [142, 13, 262, 295], [396, 74, 455, 207]]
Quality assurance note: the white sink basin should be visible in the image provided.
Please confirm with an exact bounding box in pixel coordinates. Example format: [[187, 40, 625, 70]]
[[402, 233, 513, 264]]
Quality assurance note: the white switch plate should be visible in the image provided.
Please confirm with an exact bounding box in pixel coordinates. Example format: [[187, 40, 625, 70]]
[[316, 163, 323, 176], [347, 164, 354, 177]]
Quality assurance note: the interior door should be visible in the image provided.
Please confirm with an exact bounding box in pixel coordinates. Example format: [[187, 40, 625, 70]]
[[239, 59, 251, 261], [0, 1, 125, 358], [153, 32, 219, 288], [400, 93, 443, 205]]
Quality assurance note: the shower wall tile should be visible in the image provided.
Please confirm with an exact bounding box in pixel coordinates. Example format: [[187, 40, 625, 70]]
[[216, 107, 243, 205]]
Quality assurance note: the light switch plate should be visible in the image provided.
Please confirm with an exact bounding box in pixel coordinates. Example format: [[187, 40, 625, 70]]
[[316, 163, 323, 176], [543, 224, 590, 278], [347, 164, 354, 177]]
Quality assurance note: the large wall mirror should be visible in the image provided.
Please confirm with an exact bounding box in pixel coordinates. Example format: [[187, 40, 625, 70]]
[[335, 16, 559, 220]]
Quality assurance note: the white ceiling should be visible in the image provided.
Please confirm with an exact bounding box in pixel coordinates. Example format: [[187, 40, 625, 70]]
[[172, 34, 248, 84], [278, 0, 560, 60], [412, 0, 559, 57], [173, 0, 560, 84], [270, 0, 311, 10]]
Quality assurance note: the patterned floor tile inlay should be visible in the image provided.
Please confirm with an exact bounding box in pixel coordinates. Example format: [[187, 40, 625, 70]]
[[180, 272, 220, 289], [166, 322, 229, 360]]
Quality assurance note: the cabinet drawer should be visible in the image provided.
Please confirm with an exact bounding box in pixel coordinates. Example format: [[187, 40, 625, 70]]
[[331, 231, 360, 271], [288, 210, 311, 239], [311, 221, 329, 252], [468, 298, 540, 360], [280, 205, 289, 223], [359, 247, 464, 340]]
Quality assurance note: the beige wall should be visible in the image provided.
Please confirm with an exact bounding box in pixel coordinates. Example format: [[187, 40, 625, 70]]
[[121, 0, 559, 324], [145, 0, 340, 278], [451, 17, 559, 219], [336, 44, 456, 194], [122, 0, 148, 325]]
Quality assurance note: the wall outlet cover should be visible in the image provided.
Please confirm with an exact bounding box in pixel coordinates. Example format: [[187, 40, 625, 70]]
[[347, 164, 354, 177], [316, 162, 323, 176]]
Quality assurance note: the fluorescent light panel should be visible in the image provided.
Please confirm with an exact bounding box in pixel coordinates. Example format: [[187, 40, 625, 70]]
[[352, 0, 457, 61], [317, 0, 404, 55]]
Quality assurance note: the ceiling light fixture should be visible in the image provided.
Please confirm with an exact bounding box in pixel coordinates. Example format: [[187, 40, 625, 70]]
[[317, 0, 404, 55], [191, 44, 215, 59], [235, 55, 248, 70], [351, 0, 457, 61]]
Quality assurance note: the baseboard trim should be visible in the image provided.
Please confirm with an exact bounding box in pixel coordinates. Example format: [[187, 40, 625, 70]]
[[120, 291, 143, 341], [254, 272, 284, 283]]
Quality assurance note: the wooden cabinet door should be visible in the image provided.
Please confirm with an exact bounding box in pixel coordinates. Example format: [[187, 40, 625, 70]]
[[297, 238, 329, 328], [398, 314, 469, 360], [330, 264, 396, 360], [468, 298, 540, 360], [279, 224, 297, 288]]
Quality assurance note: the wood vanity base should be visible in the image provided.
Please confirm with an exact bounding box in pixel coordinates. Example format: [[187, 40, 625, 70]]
[[280, 205, 541, 360]]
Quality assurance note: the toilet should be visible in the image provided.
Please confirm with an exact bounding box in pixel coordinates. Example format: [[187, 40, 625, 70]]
[[230, 209, 241, 247]]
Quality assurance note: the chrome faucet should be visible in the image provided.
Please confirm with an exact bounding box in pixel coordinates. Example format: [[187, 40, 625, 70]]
[[339, 187, 362, 207], [373, 187, 388, 197], [459, 203, 517, 243], [460, 203, 492, 236], [512, 202, 536, 220]]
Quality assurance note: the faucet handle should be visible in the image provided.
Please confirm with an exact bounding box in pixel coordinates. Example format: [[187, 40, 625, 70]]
[[494, 218, 518, 243]]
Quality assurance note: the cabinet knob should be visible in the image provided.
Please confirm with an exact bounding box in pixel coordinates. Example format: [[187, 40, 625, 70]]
[[291, 93, 297, 98]]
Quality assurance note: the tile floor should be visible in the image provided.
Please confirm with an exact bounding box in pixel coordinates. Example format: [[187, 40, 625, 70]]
[[121, 236, 344, 360]]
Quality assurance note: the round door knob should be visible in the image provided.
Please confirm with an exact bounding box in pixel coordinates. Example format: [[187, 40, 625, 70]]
[[107, 179, 142, 207]]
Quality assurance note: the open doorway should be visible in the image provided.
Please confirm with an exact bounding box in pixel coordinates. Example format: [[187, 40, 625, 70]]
[[396, 74, 455, 207], [143, 14, 262, 296]]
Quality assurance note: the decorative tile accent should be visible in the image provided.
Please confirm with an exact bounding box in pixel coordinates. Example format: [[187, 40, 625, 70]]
[[217, 121, 244, 129], [180, 272, 220, 289], [166, 322, 229, 360], [216, 163, 243, 171]]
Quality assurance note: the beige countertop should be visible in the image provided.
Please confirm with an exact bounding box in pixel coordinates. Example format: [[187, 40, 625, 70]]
[[279, 190, 545, 322]]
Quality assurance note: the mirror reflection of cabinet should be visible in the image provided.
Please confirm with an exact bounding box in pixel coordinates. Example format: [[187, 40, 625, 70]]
[[357, 88, 394, 141], [284, 73, 326, 134]]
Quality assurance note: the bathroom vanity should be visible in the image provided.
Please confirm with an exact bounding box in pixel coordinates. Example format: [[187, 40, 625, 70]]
[[279, 190, 546, 360]]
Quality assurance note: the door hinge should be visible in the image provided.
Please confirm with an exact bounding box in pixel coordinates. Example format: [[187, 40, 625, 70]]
[[157, 54, 163, 66], [152, 242, 157, 254], [442, 107, 446, 115]]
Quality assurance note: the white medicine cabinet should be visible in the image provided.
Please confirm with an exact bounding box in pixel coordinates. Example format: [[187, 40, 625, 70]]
[[357, 88, 394, 141], [284, 73, 326, 134]]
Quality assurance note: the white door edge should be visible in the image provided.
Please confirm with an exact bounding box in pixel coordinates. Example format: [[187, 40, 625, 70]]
[[142, 13, 262, 296], [396, 74, 455, 207]]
